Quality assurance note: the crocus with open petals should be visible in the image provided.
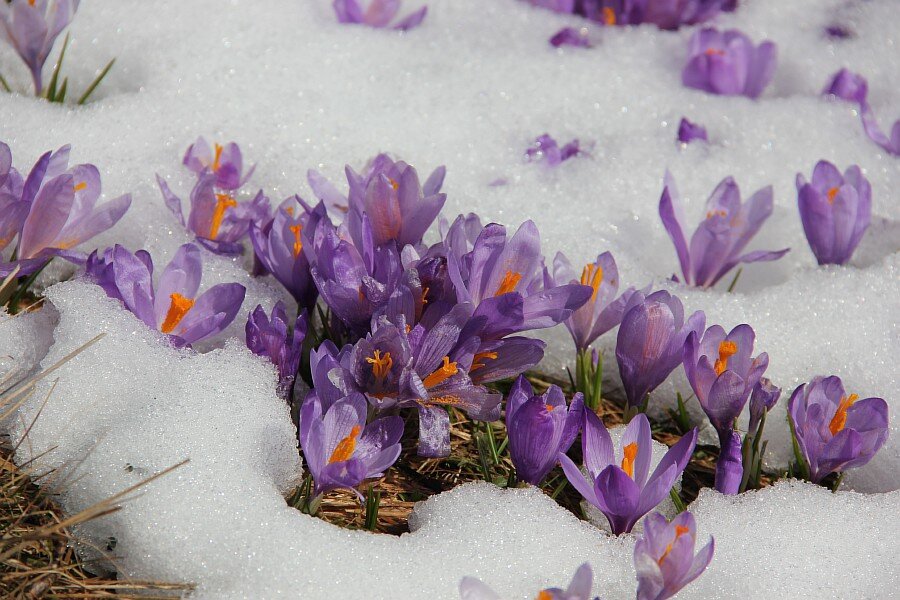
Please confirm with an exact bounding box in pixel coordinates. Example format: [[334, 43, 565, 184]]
[[299, 392, 403, 500], [0, 0, 79, 94], [459, 563, 597, 600], [505, 376, 584, 486], [682, 28, 777, 99], [182, 137, 254, 191], [677, 118, 708, 144], [84, 243, 246, 347], [787, 376, 888, 484], [560, 411, 697, 534], [525, 134, 582, 167], [634, 511, 714, 600], [333, 0, 427, 30], [796, 160, 871, 265], [616, 291, 705, 410], [659, 172, 789, 288], [245, 302, 306, 401]]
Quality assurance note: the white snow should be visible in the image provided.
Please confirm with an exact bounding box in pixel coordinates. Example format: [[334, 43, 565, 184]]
[[0, 0, 897, 596]]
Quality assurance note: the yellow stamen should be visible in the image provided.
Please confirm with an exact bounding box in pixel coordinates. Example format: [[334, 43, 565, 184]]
[[621, 442, 638, 479], [580, 263, 604, 302], [160, 293, 195, 334], [212, 143, 223, 172], [423, 356, 458, 389], [328, 425, 361, 464], [366, 350, 393, 382], [388, 177, 399, 191], [658, 524, 691, 565], [470, 351, 498, 372], [289, 224, 303, 258], [495, 270, 522, 296], [73, 181, 87, 192], [827, 187, 839, 203], [602, 7, 616, 25], [829, 394, 859, 436], [210, 193, 238, 240], [713, 340, 738, 376]]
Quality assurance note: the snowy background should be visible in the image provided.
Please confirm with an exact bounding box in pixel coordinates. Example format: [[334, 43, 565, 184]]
[[0, 0, 898, 598]]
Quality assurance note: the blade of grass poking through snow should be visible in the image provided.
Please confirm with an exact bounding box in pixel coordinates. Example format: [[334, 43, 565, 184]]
[[46, 33, 69, 102], [56, 77, 68, 102], [669, 487, 686, 513], [0, 72, 10, 93], [727, 267, 743, 293], [364, 486, 381, 530], [77, 58, 115, 105], [7, 259, 52, 314], [0, 265, 22, 306]]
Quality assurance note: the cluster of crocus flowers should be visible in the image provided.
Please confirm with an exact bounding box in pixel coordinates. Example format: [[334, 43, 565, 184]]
[[682, 28, 777, 99], [796, 160, 871, 266], [787, 375, 888, 486], [459, 563, 597, 600], [158, 137, 267, 255], [822, 69, 900, 156], [0, 143, 132, 278], [85, 243, 246, 347], [333, 0, 427, 31], [245, 302, 307, 402], [527, 0, 729, 31], [634, 511, 714, 600], [505, 377, 584, 486], [658, 172, 789, 289], [683, 323, 769, 494], [299, 392, 403, 503], [0, 0, 79, 95], [525, 134, 582, 166], [560, 411, 697, 534]]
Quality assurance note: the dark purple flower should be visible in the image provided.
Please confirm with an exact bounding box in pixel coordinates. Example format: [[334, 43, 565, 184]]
[[549, 250, 643, 351], [333, 0, 427, 30], [796, 160, 871, 266], [682, 28, 777, 99], [459, 563, 596, 600], [245, 302, 307, 400], [748, 376, 780, 435], [634, 511, 714, 600], [560, 411, 697, 534], [505, 376, 584, 486], [158, 173, 270, 255], [616, 291, 705, 410], [0, 145, 131, 277], [182, 137, 254, 191], [714, 428, 743, 494], [822, 68, 868, 104], [525, 134, 582, 167], [824, 24, 852, 40], [84, 243, 246, 347], [0, 0, 78, 94], [299, 391, 403, 500], [677, 118, 708, 144], [307, 340, 355, 413], [250, 198, 323, 309], [787, 376, 889, 484], [550, 26, 592, 48], [659, 172, 789, 288]]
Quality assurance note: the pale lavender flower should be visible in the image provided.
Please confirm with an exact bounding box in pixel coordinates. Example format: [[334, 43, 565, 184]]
[[634, 511, 714, 600], [0, 0, 79, 94], [460, 563, 597, 600], [333, 0, 427, 31], [682, 28, 777, 99]]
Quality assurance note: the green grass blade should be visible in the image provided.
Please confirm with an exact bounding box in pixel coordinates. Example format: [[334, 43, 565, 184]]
[[77, 58, 115, 105], [56, 77, 68, 102], [0, 72, 11, 93], [46, 32, 70, 102]]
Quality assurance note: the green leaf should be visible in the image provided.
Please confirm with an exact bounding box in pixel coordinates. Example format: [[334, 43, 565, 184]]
[[56, 77, 68, 103], [77, 57, 116, 105], [46, 32, 70, 102], [0, 71, 11, 93], [669, 487, 686, 513]]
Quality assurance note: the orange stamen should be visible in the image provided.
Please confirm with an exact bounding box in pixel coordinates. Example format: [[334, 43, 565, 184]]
[[470, 351, 498, 372], [827, 187, 839, 203], [210, 193, 238, 240], [713, 340, 738, 375], [160, 293, 194, 334], [212, 143, 223, 172], [289, 224, 303, 258], [494, 270, 522, 296], [580, 263, 604, 302], [388, 177, 399, 191], [366, 350, 393, 382], [423, 356, 458, 389], [658, 525, 692, 565], [829, 394, 859, 436], [536, 591, 553, 600], [328, 425, 361, 464], [706, 209, 727, 219], [621, 442, 638, 479], [704, 47, 725, 56], [73, 181, 87, 192], [602, 7, 616, 25], [420, 286, 430, 306]]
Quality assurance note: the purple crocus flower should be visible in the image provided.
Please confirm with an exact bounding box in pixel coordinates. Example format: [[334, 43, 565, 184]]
[[84, 243, 246, 347], [616, 291, 705, 411], [333, 0, 427, 31], [634, 511, 714, 600], [822, 68, 868, 104], [525, 134, 582, 167], [182, 137, 254, 191], [714, 429, 743, 494], [859, 103, 900, 156], [677, 118, 708, 144], [528, 0, 576, 13], [560, 411, 698, 534], [796, 160, 871, 266], [0, 0, 79, 94], [659, 172, 789, 288], [531, 0, 727, 30], [245, 302, 307, 401], [0, 146, 132, 277], [682, 28, 777, 99], [550, 26, 592, 48], [787, 376, 889, 484], [549, 250, 642, 351], [748, 376, 780, 435], [298, 392, 403, 500], [158, 173, 270, 255], [505, 376, 584, 486], [459, 563, 597, 600]]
